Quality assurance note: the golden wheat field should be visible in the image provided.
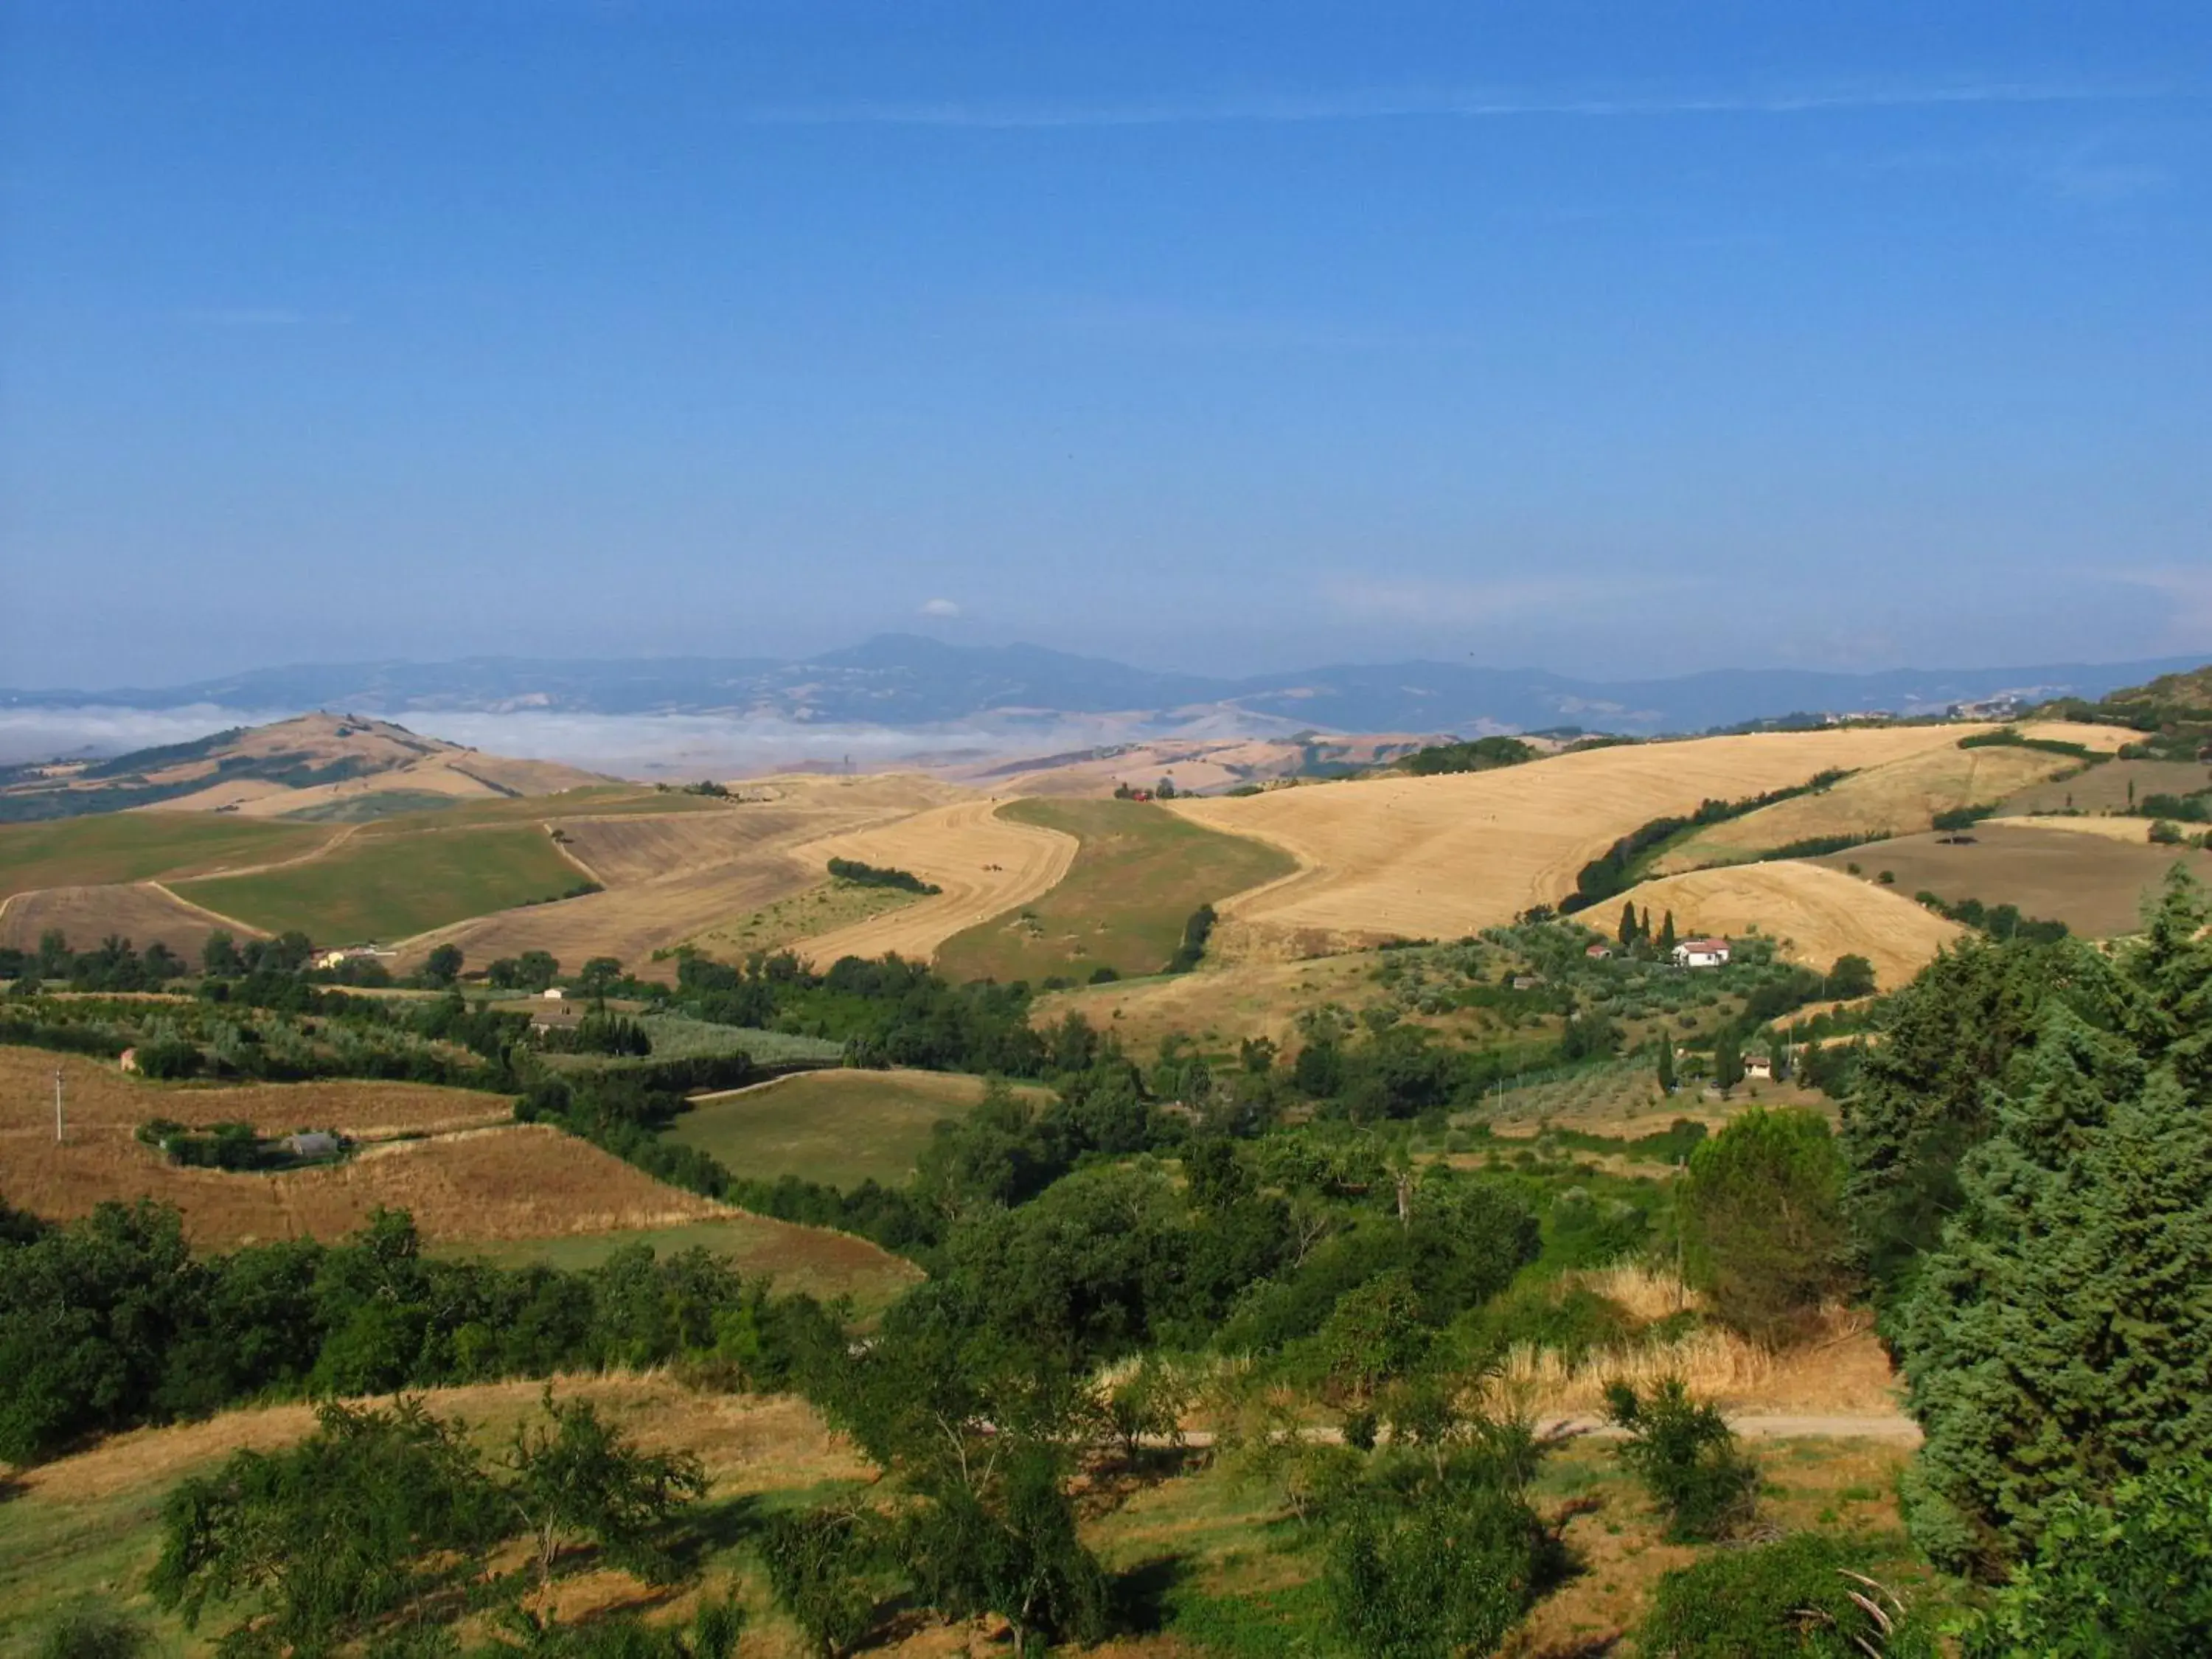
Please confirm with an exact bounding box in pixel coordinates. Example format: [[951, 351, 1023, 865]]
[[788, 797, 1080, 966], [1585, 860, 1966, 988], [1166, 726, 1989, 958], [0, 880, 251, 955], [1654, 740, 2081, 871]]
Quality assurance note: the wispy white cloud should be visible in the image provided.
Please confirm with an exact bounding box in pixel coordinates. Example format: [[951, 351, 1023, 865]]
[[742, 80, 2184, 131], [918, 597, 961, 617]]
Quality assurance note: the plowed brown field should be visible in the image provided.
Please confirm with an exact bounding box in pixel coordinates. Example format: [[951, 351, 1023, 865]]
[[1582, 861, 1966, 989], [1168, 726, 1986, 957], [790, 799, 1079, 966]]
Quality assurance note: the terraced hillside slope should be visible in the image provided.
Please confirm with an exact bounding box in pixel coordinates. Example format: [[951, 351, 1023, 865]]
[[1168, 725, 1990, 959]]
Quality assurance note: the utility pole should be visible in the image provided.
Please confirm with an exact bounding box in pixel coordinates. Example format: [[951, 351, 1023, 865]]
[[55, 1068, 64, 1144]]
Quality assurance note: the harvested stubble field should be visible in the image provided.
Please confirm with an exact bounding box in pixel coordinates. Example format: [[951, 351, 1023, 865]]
[[1034, 952, 1387, 1053], [175, 822, 584, 944], [1815, 824, 2212, 937], [0, 1046, 513, 1138], [400, 776, 974, 977], [1996, 813, 2163, 843], [933, 797, 1297, 984], [1587, 860, 1965, 989], [686, 879, 921, 960], [0, 1109, 728, 1250], [1168, 725, 1988, 959], [670, 1068, 1052, 1189], [788, 797, 1080, 967], [0, 812, 333, 901], [1996, 756, 2212, 815], [1654, 740, 2080, 870], [0, 880, 248, 955]]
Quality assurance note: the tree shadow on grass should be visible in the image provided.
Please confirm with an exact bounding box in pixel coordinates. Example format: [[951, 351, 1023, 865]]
[[665, 1491, 768, 1575], [1110, 1551, 1193, 1637]]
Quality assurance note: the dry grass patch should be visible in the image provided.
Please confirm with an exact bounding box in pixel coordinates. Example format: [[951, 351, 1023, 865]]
[[1995, 756, 2211, 815], [1170, 726, 1989, 959], [1581, 861, 1964, 990]]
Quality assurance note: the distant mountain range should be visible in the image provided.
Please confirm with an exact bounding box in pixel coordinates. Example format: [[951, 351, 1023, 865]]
[[4, 636, 2201, 739]]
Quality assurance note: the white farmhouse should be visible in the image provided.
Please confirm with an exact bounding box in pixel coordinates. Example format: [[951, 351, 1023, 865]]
[[1672, 936, 1731, 969]]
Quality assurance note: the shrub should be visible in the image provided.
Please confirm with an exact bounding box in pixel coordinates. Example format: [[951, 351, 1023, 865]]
[[35, 1609, 149, 1659], [1965, 1461, 2212, 1657], [1603, 1377, 1761, 1542], [1324, 1473, 1549, 1658], [1641, 1534, 1936, 1657]]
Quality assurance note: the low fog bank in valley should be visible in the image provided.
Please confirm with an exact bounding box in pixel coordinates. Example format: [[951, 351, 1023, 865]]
[[0, 704, 1284, 778]]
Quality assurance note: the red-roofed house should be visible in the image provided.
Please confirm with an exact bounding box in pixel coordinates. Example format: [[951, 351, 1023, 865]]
[[1672, 937, 1731, 969]]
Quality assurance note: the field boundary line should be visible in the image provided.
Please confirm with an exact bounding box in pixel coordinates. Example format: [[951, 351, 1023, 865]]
[[140, 880, 272, 939]]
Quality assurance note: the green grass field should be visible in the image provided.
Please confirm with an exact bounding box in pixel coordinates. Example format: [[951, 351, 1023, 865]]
[[0, 812, 333, 901], [174, 824, 584, 943], [667, 1068, 1048, 1189], [933, 798, 1295, 984]]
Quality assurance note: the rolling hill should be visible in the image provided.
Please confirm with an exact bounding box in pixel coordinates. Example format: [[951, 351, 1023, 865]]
[[0, 712, 605, 824]]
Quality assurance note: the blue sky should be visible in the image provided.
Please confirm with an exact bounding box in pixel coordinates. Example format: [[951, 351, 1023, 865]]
[[3, 1, 2208, 686]]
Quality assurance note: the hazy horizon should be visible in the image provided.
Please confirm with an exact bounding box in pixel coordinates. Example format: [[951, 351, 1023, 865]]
[[5, 4, 2209, 683]]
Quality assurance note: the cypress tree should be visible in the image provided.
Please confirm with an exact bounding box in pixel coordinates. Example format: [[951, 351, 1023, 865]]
[[1656, 1039, 1676, 1094], [1618, 902, 1638, 948], [1656, 911, 1676, 953]]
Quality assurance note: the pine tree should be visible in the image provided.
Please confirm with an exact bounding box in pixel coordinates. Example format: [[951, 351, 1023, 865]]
[[1895, 1009, 2212, 1576]]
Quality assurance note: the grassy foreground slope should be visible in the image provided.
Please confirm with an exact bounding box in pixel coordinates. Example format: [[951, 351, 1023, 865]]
[[932, 796, 1295, 983], [175, 823, 583, 942]]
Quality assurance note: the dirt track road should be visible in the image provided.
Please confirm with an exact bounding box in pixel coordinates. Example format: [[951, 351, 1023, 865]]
[[790, 799, 1079, 967]]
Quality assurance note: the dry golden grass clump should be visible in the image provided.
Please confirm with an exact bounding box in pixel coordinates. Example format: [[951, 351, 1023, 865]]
[[1579, 860, 1965, 989], [1169, 726, 1986, 958]]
